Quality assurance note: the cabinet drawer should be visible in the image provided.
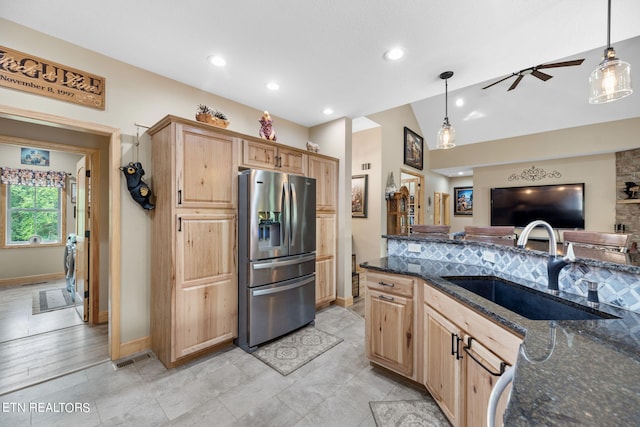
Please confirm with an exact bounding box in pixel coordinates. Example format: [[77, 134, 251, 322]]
[[366, 272, 414, 298]]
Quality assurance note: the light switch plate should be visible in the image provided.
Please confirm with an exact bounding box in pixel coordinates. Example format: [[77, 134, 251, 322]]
[[408, 243, 421, 253]]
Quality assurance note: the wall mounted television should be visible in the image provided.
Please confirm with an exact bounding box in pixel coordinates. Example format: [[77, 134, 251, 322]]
[[490, 183, 585, 229]]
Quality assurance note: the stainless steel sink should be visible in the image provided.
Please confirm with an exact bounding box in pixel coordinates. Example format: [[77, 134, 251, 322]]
[[443, 276, 619, 321]]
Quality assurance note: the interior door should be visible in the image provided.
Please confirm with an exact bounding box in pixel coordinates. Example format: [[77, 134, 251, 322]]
[[434, 192, 442, 225], [74, 156, 89, 321]]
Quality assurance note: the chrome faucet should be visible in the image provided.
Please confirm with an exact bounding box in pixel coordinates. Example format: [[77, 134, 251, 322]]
[[516, 220, 576, 295]]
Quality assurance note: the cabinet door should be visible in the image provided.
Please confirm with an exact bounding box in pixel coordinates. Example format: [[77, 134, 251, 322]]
[[278, 147, 307, 175], [366, 289, 413, 377], [424, 304, 463, 427], [176, 125, 236, 209], [174, 213, 237, 360], [463, 335, 510, 427], [315, 214, 336, 305], [308, 155, 338, 212], [241, 139, 277, 170], [315, 256, 335, 306]]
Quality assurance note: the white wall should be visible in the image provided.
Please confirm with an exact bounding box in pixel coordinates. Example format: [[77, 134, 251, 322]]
[[0, 144, 83, 278], [0, 19, 311, 344], [352, 127, 382, 265], [309, 118, 352, 303], [473, 154, 616, 234]]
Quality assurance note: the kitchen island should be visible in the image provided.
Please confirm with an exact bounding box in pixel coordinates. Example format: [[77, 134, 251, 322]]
[[361, 236, 640, 426]]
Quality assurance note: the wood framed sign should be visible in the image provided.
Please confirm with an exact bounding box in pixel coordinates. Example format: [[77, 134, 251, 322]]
[[0, 45, 105, 110]]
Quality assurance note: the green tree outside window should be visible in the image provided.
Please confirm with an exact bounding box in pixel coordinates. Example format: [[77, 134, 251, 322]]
[[7, 185, 61, 243]]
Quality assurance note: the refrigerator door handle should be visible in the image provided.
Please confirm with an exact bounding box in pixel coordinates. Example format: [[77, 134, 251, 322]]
[[282, 180, 289, 251], [252, 275, 315, 296], [252, 253, 316, 270], [290, 182, 297, 248]]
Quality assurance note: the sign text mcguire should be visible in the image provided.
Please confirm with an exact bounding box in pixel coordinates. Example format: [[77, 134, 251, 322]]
[[0, 46, 105, 110]]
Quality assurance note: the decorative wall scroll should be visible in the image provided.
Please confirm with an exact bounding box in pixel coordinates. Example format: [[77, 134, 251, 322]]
[[508, 165, 562, 181], [0, 45, 105, 110]]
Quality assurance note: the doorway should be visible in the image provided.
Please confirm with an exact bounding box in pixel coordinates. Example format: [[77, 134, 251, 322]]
[[0, 104, 122, 363], [401, 169, 424, 231], [433, 192, 451, 225]]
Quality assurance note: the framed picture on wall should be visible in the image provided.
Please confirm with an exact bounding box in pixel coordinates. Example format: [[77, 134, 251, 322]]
[[454, 186, 473, 216], [21, 147, 50, 166], [403, 127, 423, 170], [352, 174, 368, 218]]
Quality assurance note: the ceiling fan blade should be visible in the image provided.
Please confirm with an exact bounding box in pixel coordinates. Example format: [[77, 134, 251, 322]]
[[482, 74, 516, 90], [537, 59, 585, 69], [507, 75, 525, 91], [531, 69, 553, 81]]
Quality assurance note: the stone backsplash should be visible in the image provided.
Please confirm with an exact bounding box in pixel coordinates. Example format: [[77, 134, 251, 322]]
[[387, 237, 640, 314], [616, 148, 640, 245]]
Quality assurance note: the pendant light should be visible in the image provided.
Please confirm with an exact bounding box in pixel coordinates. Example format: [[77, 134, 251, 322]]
[[437, 71, 456, 149], [588, 0, 633, 104]]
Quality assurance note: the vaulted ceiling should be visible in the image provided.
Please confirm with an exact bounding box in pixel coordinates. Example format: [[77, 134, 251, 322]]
[[2, 1, 639, 152]]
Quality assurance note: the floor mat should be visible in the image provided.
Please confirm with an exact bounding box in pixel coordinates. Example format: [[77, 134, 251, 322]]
[[252, 326, 343, 375], [32, 288, 76, 314], [369, 399, 451, 427]]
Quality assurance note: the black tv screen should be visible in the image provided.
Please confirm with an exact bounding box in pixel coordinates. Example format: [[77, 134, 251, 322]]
[[490, 183, 585, 229]]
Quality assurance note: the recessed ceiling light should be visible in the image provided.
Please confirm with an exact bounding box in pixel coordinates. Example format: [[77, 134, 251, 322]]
[[208, 55, 226, 67], [458, 171, 465, 176], [455, 98, 464, 107], [383, 47, 404, 61], [266, 81, 280, 91], [323, 108, 334, 115]]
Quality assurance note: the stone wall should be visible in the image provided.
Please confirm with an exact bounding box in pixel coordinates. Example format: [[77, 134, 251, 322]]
[[616, 148, 640, 246]]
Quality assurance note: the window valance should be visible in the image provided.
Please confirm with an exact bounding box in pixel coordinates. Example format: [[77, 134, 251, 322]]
[[0, 167, 67, 188]]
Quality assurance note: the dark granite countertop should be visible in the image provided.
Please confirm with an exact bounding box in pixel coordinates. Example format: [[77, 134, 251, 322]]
[[361, 256, 640, 427]]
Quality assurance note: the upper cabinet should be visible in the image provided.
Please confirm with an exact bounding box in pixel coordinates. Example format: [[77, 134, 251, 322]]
[[240, 139, 307, 175], [308, 155, 338, 212], [177, 125, 237, 209]]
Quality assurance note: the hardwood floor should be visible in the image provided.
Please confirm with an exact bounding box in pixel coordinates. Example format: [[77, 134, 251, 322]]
[[0, 280, 84, 343], [0, 281, 109, 395]]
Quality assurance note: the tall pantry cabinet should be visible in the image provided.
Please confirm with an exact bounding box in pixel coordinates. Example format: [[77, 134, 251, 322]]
[[149, 116, 238, 368], [308, 155, 338, 307]]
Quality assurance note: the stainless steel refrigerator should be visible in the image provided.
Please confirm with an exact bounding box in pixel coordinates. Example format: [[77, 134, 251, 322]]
[[236, 169, 316, 352]]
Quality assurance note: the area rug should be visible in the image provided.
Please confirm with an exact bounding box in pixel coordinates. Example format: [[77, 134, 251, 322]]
[[252, 326, 343, 375], [369, 400, 451, 427], [32, 288, 76, 314]]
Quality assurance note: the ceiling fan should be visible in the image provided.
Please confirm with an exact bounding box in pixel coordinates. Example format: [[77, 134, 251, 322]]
[[482, 59, 585, 91]]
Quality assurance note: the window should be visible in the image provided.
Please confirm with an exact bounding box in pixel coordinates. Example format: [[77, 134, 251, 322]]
[[6, 184, 62, 244]]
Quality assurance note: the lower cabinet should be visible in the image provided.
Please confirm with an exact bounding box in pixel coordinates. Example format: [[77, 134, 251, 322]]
[[424, 304, 463, 425], [365, 271, 416, 379], [315, 213, 336, 306], [423, 282, 522, 427]]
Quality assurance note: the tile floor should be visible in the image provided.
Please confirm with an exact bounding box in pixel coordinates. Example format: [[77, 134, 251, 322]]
[[0, 305, 434, 426]]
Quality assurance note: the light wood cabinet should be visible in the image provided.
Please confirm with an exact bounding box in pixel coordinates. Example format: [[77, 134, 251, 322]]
[[424, 304, 463, 426], [149, 117, 238, 368], [387, 186, 410, 235], [423, 283, 522, 427], [308, 154, 339, 305], [240, 139, 307, 174], [308, 155, 338, 212], [315, 213, 337, 306], [365, 271, 416, 378]]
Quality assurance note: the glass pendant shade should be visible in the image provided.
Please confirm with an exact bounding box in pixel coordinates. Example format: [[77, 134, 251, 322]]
[[589, 48, 633, 104], [437, 119, 456, 149]]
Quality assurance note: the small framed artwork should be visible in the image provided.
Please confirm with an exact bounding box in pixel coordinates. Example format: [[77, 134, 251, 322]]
[[352, 174, 368, 218], [403, 127, 423, 170], [21, 148, 50, 166], [454, 187, 473, 216]]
